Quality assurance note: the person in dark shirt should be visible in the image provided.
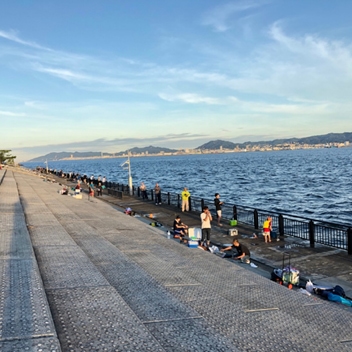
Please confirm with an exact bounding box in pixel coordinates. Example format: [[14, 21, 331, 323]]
[[214, 193, 224, 226], [220, 239, 250, 263], [173, 215, 188, 238]]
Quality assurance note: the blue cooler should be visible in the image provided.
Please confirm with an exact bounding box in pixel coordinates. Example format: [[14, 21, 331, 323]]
[[188, 240, 198, 248]]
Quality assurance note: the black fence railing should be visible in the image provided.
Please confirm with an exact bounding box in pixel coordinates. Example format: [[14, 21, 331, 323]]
[[0, 169, 6, 185], [105, 181, 352, 254]]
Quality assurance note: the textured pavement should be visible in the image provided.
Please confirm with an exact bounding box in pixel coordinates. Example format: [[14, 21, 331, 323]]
[[1, 168, 352, 351]]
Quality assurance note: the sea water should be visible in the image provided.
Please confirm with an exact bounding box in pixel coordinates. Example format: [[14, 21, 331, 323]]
[[22, 148, 352, 224]]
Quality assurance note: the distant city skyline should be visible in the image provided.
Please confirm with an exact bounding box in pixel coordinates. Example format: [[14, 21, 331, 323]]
[[26, 133, 352, 163], [1, 1, 352, 162]]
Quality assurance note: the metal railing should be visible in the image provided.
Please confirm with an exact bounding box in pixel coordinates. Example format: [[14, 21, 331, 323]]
[[105, 181, 352, 254]]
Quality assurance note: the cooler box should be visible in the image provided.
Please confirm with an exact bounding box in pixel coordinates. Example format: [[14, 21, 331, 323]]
[[228, 229, 238, 236], [188, 227, 202, 240], [229, 220, 237, 226], [282, 269, 299, 285], [188, 240, 198, 248]]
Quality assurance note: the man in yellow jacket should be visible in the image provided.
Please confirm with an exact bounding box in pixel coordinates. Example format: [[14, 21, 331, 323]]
[[181, 187, 190, 212], [262, 216, 272, 243]]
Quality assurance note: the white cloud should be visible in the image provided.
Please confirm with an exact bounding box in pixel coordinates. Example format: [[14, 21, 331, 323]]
[[159, 92, 220, 104], [0, 29, 49, 50], [0, 110, 26, 117], [201, 1, 263, 32], [268, 22, 352, 73], [34, 66, 91, 82]]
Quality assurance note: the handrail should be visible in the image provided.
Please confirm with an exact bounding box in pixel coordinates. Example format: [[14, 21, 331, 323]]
[[106, 181, 351, 253]]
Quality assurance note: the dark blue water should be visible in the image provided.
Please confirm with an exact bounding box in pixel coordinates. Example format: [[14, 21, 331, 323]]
[[22, 148, 352, 224]]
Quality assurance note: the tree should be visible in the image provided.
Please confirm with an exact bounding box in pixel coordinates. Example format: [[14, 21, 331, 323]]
[[0, 150, 16, 165]]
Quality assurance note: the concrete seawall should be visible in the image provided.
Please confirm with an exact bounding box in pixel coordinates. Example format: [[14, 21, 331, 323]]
[[1, 168, 352, 351]]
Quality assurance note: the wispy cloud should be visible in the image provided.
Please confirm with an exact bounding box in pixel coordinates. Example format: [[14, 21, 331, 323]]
[[34, 66, 91, 83], [14, 133, 209, 153], [0, 29, 50, 50], [158, 92, 220, 104], [201, 1, 263, 32], [0, 110, 26, 117], [269, 21, 352, 65]]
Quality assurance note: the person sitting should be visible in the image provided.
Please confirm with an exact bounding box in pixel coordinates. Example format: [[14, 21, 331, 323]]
[[74, 182, 81, 194], [59, 186, 68, 195], [220, 239, 251, 263], [123, 207, 131, 215], [173, 215, 188, 241]]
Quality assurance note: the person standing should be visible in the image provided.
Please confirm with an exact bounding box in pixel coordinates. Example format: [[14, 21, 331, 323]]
[[181, 187, 191, 212], [262, 216, 272, 243], [200, 206, 212, 247], [154, 183, 162, 205], [96, 182, 102, 196], [140, 182, 148, 200], [214, 193, 224, 226], [88, 182, 94, 201]]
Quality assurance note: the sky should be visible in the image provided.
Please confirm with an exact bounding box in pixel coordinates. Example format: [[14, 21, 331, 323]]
[[1, 0, 352, 161]]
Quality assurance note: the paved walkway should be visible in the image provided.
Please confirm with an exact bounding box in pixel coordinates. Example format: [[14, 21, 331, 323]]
[[1, 168, 352, 351]]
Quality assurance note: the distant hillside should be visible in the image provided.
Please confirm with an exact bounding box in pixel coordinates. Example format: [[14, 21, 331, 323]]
[[198, 140, 237, 150], [124, 145, 177, 155], [197, 132, 352, 150], [27, 146, 177, 162], [26, 133, 352, 162], [27, 151, 109, 162]]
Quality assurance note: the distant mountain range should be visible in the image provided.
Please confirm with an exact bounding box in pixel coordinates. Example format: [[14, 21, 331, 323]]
[[27, 146, 178, 162], [197, 132, 352, 150], [26, 132, 352, 162]]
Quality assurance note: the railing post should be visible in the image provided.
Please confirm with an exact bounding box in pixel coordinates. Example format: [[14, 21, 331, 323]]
[[151, 190, 154, 202], [348, 228, 352, 255], [278, 214, 284, 237], [309, 220, 315, 248], [254, 209, 259, 229], [132, 185, 135, 195], [167, 192, 170, 205], [189, 196, 192, 211], [137, 187, 140, 197], [233, 205, 237, 220], [201, 199, 205, 211], [177, 194, 180, 208]]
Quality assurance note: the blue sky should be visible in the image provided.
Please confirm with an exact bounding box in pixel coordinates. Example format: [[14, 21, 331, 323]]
[[1, 1, 352, 161]]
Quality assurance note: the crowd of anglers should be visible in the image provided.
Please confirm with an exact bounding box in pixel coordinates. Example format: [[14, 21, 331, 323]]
[[36, 167, 107, 187]]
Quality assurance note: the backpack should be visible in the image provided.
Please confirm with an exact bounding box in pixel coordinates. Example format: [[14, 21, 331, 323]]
[[332, 285, 346, 298]]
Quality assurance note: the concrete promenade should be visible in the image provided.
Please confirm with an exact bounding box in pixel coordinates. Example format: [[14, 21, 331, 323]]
[[1, 168, 352, 351]]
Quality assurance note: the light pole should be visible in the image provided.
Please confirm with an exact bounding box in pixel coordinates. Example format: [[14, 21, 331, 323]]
[[121, 153, 133, 195], [127, 154, 133, 195]]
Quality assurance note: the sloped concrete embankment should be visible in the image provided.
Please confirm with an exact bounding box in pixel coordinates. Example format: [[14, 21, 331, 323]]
[[2, 169, 352, 351]]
